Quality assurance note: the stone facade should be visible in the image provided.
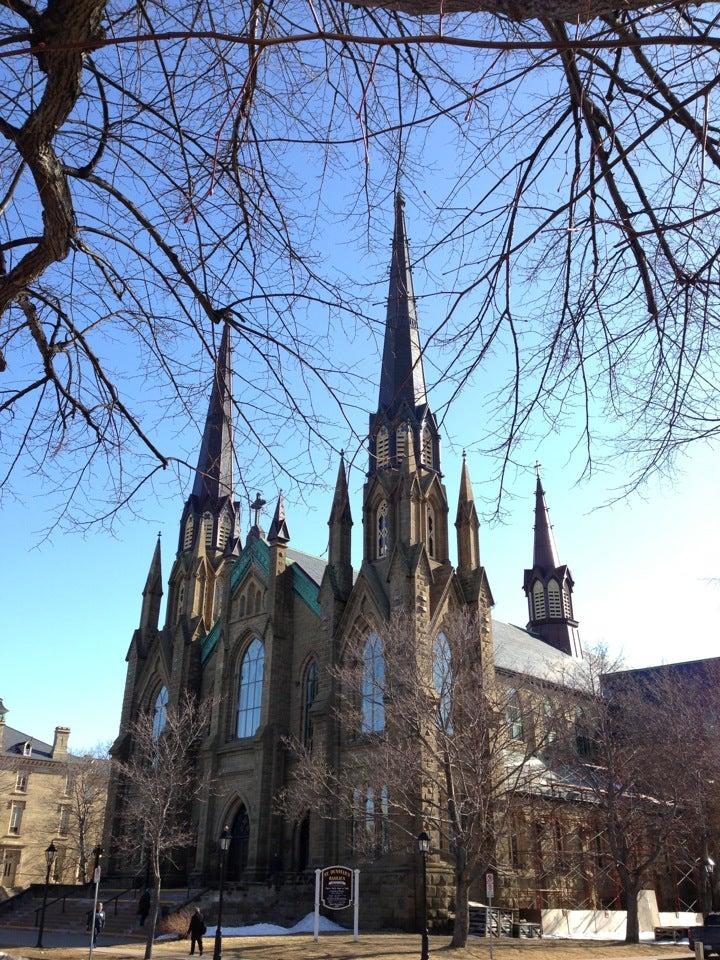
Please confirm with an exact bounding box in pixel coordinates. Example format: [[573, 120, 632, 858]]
[[105, 194, 692, 929], [0, 703, 107, 893]]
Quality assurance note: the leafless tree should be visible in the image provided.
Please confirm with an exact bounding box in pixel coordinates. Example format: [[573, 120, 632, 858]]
[[550, 648, 706, 942], [111, 692, 210, 960], [3, 0, 720, 525], [64, 747, 111, 884], [280, 607, 557, 948]]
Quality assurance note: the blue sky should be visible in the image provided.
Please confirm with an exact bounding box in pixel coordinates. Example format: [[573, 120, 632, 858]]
[[3, 34, 719, 752], [3, 244, 718, 752]]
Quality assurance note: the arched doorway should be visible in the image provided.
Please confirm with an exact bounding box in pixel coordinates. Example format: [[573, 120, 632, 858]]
[[227, 805, 250, 881], [298, 813, 310, 873]]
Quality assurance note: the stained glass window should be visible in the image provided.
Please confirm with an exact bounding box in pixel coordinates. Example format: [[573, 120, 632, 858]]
[[236, 638, 264, 738]]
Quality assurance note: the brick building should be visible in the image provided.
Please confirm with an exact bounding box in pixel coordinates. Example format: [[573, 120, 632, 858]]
[[0, 701, 107, 893], [105, 193, 692, 928]]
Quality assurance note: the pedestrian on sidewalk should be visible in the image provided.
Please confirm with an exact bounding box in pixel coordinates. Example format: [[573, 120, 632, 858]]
[[93, 903, 106, 946], [186, 907, 206, 956], [137, 889, 151, 927]]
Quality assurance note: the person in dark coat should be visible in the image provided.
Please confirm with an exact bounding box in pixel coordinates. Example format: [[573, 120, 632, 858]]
[[137, 889, 151, 927], [186, 907, 206, 956]]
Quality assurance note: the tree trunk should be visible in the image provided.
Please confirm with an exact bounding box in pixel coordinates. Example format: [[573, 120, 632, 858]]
[[623, 878, 640, 944], [144, 868, 162, 960], [450, 873, 470, 948]]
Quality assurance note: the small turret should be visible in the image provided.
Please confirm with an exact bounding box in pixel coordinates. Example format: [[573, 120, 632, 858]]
[[455, 454, 480, 576], [523, 473, 581, 657]]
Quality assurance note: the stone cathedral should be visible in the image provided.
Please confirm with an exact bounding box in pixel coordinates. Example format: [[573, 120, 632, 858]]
[[107, 194, 640, 929]]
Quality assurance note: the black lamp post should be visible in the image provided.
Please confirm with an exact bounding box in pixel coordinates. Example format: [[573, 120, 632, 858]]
[[418, 831, 430, 960], [213, 826, 231, 960], [36, 841, 57, 948]]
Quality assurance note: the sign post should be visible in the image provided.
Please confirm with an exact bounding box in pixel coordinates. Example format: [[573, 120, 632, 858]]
[[486, 871, 495, 960], [313, 866, 358, 942], [353, 870, 360, 942], [88, 865, 101, 960], [313, 869, 321, 942]]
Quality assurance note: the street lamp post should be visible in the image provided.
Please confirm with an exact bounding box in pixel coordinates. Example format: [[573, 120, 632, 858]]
[[88, 845, 103, 960], [36, 841, 57, 948], [213, 826, 231, 960], [417, 831, 430, 960]]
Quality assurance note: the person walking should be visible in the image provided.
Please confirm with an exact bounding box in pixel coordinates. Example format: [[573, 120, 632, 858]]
[[137, 889, 151, 927], [186, 907, 206, 956], [93, 903, 106, 946]]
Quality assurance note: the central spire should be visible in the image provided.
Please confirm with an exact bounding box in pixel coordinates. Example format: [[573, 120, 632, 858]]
[[192, 324, 234, 503], [378, 192, 428, 414]]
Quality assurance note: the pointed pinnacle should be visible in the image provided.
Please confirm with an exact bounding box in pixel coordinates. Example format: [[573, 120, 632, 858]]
[[268, 492, 290, 545], [330, 453, 352, 524]]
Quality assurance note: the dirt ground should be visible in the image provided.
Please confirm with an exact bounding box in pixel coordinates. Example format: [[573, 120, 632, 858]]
[[0, 934, 691, 960]]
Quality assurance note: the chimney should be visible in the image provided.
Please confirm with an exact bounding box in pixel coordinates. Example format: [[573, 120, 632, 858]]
[[52, 726, 70, 758]]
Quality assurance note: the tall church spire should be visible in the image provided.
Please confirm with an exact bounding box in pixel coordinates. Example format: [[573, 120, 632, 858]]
[[192, 324, 234, 502], [378, 192, 428, 415], [523, 473, 581, 658], [533, 475, 559, 571], [140, 535, 163, 631], [328, 452, 353, 597]]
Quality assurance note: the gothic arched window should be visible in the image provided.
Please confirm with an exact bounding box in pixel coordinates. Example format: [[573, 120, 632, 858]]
[[236, 638, 265, 738], [376, 501, 389, 558], [543, 696, 557, 744], [152, 686, 169, 739], [203, 511, 213, 548], [427, 505, 436, 559], [218, 513, 231, 550], [213, 579, 223, 620], [376, 426, 389, 468], [532, 581, 546, 620], [176, 582, 185, 623], [548, 580, 562, 618], [421, 425, 433, 468], [506, 688, 524, 741], [562, 584, 573, 619], [395, 423, 408, 462], [183, 515, 194, 550], [238, 595, 246, 618], [433, 632, 452, 732], [361, 634, 385, 733], [303, 660, 319, 748]]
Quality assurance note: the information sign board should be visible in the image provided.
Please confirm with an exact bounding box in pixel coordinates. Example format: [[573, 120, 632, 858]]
[[321, 865, 353, 910]]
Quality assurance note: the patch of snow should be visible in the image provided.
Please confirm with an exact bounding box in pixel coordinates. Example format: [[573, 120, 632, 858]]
[[207, 912, 347, 937]]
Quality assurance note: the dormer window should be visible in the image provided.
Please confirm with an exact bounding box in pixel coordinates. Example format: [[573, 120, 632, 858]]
[[183, 515, 194, 550], [547, 579, 562, 618], [376, 427, 389, 468], [377, 501, 388, 558], [532, 581, 546, 620], [22, 741, 32, 757]]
